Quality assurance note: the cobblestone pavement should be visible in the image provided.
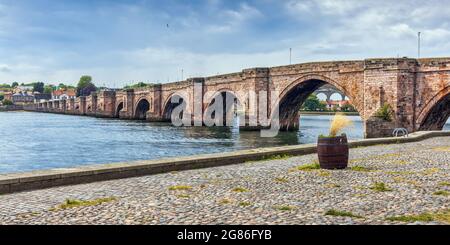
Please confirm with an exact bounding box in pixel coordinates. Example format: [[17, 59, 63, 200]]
[[0, 137, 449, 225]]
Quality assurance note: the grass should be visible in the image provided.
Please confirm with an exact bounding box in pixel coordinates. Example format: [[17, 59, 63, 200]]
[[439, 182, 450, 187], [274, 205, 296, 211], [385, 171, 415, 175], [52, 197, 117, 210], [249, 154, 293, 163], [169, 185, 193, 191], [433, 190, 449, 196], [422, 168, 440, 175], [274, 177, 289, 183], [385, 210, 450, 224], [352, 193, 368, 198], [297, 161, 321, 171], [239, 202, 252, 207], [386, 213, 435, 222], [324, 183, 341, 188], [392, 177, 420, 186], [369, 182, 393, 192], [317, 170, 331, 177], [432, 146, 450, 152], [219, 199, 232, 204], [374, 104, 393, 121], [325, 209, 364, 219], [232, 187, 249, 193], [391, 160, 409, 165], [176, 194, 191, 198], [350, 166, 373, 172], [265, 154, 292, 161], [350, 153, 401, 164]]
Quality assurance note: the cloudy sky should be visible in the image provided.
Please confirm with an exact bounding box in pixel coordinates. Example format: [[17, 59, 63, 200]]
[[0, 0, 449, 87]]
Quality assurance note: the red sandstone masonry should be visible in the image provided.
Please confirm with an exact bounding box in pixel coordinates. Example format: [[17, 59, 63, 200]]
[[28, 58, 450, 138]]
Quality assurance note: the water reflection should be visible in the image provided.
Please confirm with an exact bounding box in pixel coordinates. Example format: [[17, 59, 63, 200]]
[[0, 111, 448, 173]]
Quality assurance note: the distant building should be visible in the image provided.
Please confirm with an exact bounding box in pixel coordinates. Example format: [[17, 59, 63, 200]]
[[2, 92, 12, 101], [12, 92, 34, 104], [325, 100, 351, 110], [13, 85, 33, 94], [34, 92, 52, 102], [52, 88, 76, 100]]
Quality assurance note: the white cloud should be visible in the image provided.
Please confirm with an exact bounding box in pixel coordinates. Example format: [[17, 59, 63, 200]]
[[206, 2, 262, 33], [1, 1, 450, 86]]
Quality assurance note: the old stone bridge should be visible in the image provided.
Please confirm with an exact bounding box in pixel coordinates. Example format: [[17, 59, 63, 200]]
[[29, 58, 450, 138]]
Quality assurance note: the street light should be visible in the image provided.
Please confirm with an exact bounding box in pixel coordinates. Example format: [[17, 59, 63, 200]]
[[418, 32, 421, 59], [289, 48, 292, 65]]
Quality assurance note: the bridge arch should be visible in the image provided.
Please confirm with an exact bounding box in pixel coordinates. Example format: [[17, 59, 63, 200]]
[[134, 98, 151, 120], [162, 93, 188, 121], [417, 86, 450, 130], [115, 101, 124, 118], [276, 74, 362, 131], [204, 89, 243, 127]]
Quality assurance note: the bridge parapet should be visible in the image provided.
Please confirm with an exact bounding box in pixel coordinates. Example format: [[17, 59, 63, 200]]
[[26, 57, 450, 138]]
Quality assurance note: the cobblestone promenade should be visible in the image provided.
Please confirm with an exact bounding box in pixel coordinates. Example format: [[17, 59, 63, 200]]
[[0, 137, 449, 225]]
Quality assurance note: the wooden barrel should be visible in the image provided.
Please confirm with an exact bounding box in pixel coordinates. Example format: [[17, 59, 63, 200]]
[[317, 135, 349, 169]]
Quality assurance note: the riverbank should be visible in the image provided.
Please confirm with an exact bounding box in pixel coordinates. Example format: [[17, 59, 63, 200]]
[[300, 111, 360, 116], [0, 135, 448, 225], [0, 105, 23, 111]]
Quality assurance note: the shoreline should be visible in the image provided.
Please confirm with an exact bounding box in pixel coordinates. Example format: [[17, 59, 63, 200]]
[[0, 130, 449, 194], [1, 134, 449, 225], [300, 111, 360, 116]]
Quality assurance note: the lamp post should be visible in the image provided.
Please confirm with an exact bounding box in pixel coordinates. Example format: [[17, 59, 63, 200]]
[[418, 32, 421, 59], [289, 48, 292, 65]]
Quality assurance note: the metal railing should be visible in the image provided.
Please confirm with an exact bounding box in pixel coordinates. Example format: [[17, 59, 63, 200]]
[[393, 128, 409, 137]]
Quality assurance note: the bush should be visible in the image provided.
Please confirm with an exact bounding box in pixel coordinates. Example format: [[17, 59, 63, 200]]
[[375, 104, 393, 121], [2, 99, 13, 105]]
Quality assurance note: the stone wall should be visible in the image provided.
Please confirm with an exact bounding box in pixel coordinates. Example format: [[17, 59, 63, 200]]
[[26, 57, 450, 138]]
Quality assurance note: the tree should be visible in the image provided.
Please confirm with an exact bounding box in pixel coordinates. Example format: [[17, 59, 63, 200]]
[[33, 82, 45, 93], [302, 94, 327, 111], [2, 99, 13, 105], [0, 94, 4, 101], [44, 85, 54, 94], [58, 83, 68, 90], [11, 82, 18, 87], [341, 104, 357, 112], [76, 75, 97, 96]]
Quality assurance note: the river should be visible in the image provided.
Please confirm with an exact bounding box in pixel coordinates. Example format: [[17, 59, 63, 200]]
[[0, 111, 449, 174]]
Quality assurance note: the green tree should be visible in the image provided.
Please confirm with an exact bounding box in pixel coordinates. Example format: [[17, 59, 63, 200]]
[[44, 85, 54, 94], [76, 75, 97, 96], [0, 93, 4, 101], [2, 99, 13, 105], [302, 94, 327, 111], [33, 82, 45, 93], [124, 82, 149, 89], [341, 104, 357, 112], [11, 82, 18, 87], [58, 83, 68, 90]]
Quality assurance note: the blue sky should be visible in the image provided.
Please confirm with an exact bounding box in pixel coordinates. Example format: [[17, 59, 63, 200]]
[[1, 0, 450, 87]]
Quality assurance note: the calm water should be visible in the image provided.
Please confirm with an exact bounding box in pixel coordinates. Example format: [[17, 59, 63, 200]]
[[0, 111, 448, 174]]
